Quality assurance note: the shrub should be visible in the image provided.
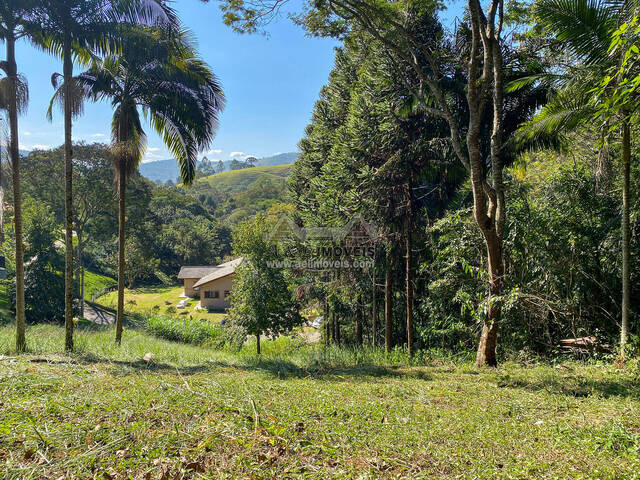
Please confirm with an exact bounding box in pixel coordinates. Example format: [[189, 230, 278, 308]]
[[145, 314, 224, 346]]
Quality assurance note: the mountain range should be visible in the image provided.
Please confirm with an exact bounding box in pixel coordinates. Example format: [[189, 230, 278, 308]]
[[139, 152, 298, 183]]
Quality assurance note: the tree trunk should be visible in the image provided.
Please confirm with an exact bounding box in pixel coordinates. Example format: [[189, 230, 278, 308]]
[[620, 120, 631, 357], [63, 37, 74, 352], [475, 234, 502, 367], [115, 168, 126, 345], [405, 178, 414, 357], [256, 333, 261, 354], [7, 35, 25, 353], [355, 297, 363, 347], [372, 257, 377, 347], [324, 298, 330, 345], [468, 2, 506, 367], [335, 315, 341, 345], [78, 229, 85, 318], [384, 246, 393, 352]]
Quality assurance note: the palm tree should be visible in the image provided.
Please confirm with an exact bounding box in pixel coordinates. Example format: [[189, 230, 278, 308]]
[[517, 0, 634, 356], [79, 26, 224, 344], [34, 0, 177, 352], [0, 0, 40, 352]]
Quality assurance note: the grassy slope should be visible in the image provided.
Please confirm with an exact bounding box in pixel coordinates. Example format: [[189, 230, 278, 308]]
[[1, 324, 639, 479], [98, 285, 226, 322], [194, 164, 292, 195], [83, 271, 117, 300]]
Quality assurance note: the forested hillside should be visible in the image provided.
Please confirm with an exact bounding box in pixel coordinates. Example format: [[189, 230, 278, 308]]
[[280, 3, 639, 361], [0, 146, 292, 324]]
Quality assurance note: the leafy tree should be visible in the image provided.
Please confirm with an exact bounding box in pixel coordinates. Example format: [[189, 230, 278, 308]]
[[517, 0, 635, 355], [121, 237, 159, 288], [34, 0, 176, 351], [20, 196, 66, 324], [79, 25, 225, 344], [215, 0, 548, 366], [228, 215, 303, 353], [0, 0, 39, 352], [229, 158, 250, 170]]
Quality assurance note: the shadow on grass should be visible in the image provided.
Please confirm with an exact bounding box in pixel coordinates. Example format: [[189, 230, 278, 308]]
[[496, 373, 640, 399], [130, 286, 179, 295], [66, 353, 430, 382]]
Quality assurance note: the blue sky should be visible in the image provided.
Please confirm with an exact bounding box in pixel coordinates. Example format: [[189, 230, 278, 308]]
[[17, 0, 338, 162], [16, 0, 463, 163]]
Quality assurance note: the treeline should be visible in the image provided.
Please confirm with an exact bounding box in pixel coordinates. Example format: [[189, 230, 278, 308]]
[[0, 144, 232, 319], [272, 0, 639, 363]]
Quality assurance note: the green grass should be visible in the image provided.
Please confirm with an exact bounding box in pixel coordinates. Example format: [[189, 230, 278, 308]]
[[145, 314, 225, 346], [1, 323, 640, 479], [195, 164, 292, 194], [83, 270, 117, 300], [97, 285, 226, 323]]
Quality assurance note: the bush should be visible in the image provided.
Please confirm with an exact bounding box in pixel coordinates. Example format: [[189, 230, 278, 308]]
[[145, 314, 224, 346]]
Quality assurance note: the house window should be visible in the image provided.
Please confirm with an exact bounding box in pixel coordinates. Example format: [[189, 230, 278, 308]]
[[224, 290, 231, 298], [204, 290, 219, 299]]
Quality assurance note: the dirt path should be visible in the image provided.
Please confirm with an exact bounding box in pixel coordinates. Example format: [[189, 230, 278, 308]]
[[83, 304, 115, 325]]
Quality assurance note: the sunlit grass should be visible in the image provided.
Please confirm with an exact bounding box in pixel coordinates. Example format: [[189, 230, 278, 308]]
[[98, 285, 226, 323], [1, 323, 639, 479]]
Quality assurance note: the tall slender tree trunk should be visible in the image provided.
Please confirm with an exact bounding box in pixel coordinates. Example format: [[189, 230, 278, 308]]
[[372, 253, 377, 347], [7, 35, 25, 353], [335, 315, 341, 345], [329, 310, 335, 343], [405, 178, 414, 357], [63, 37, 74, 352], [324, 298, 331, 345], [475, 237, 502, 367], [470, 6, 506, 368], [256, 333, 261, 354], [620, 120, 631, 357], [115, 168, 126, 345], [385, 246, 393, 352], [355, 296, 363, 347], [78, 229, 85, 318]]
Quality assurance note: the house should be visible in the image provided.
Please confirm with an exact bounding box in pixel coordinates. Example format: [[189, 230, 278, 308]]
[[177, 258, 244, 310]]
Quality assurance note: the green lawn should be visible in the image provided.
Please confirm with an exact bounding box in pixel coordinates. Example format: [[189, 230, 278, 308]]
[[97, 285, 226, 323], [1, 323, 639, 479]]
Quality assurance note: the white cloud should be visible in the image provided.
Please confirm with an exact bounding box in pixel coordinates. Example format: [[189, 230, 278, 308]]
[[229, 151, 245, 157], [147, 147, 161, 152], [29, 144, 51, 150], [207, 148, 222, 155], [23, 131, 32, 136], [90, 133, 106, 138]]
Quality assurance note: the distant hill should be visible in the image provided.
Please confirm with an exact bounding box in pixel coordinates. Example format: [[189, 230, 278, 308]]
[[194, 164, 292, 195], [139, 159, 183, 183], [255, 152, 298, 167], [188, 164, 293, 225], [139, 152, 298, 183], [1, 147, 30, 157]]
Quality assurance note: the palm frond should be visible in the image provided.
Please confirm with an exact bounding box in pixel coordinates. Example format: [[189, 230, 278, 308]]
[[535, 0, 619, 64], [514, 87, 595, 147], [46, 76, 85, 122], [0, 75, 29, 114]]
